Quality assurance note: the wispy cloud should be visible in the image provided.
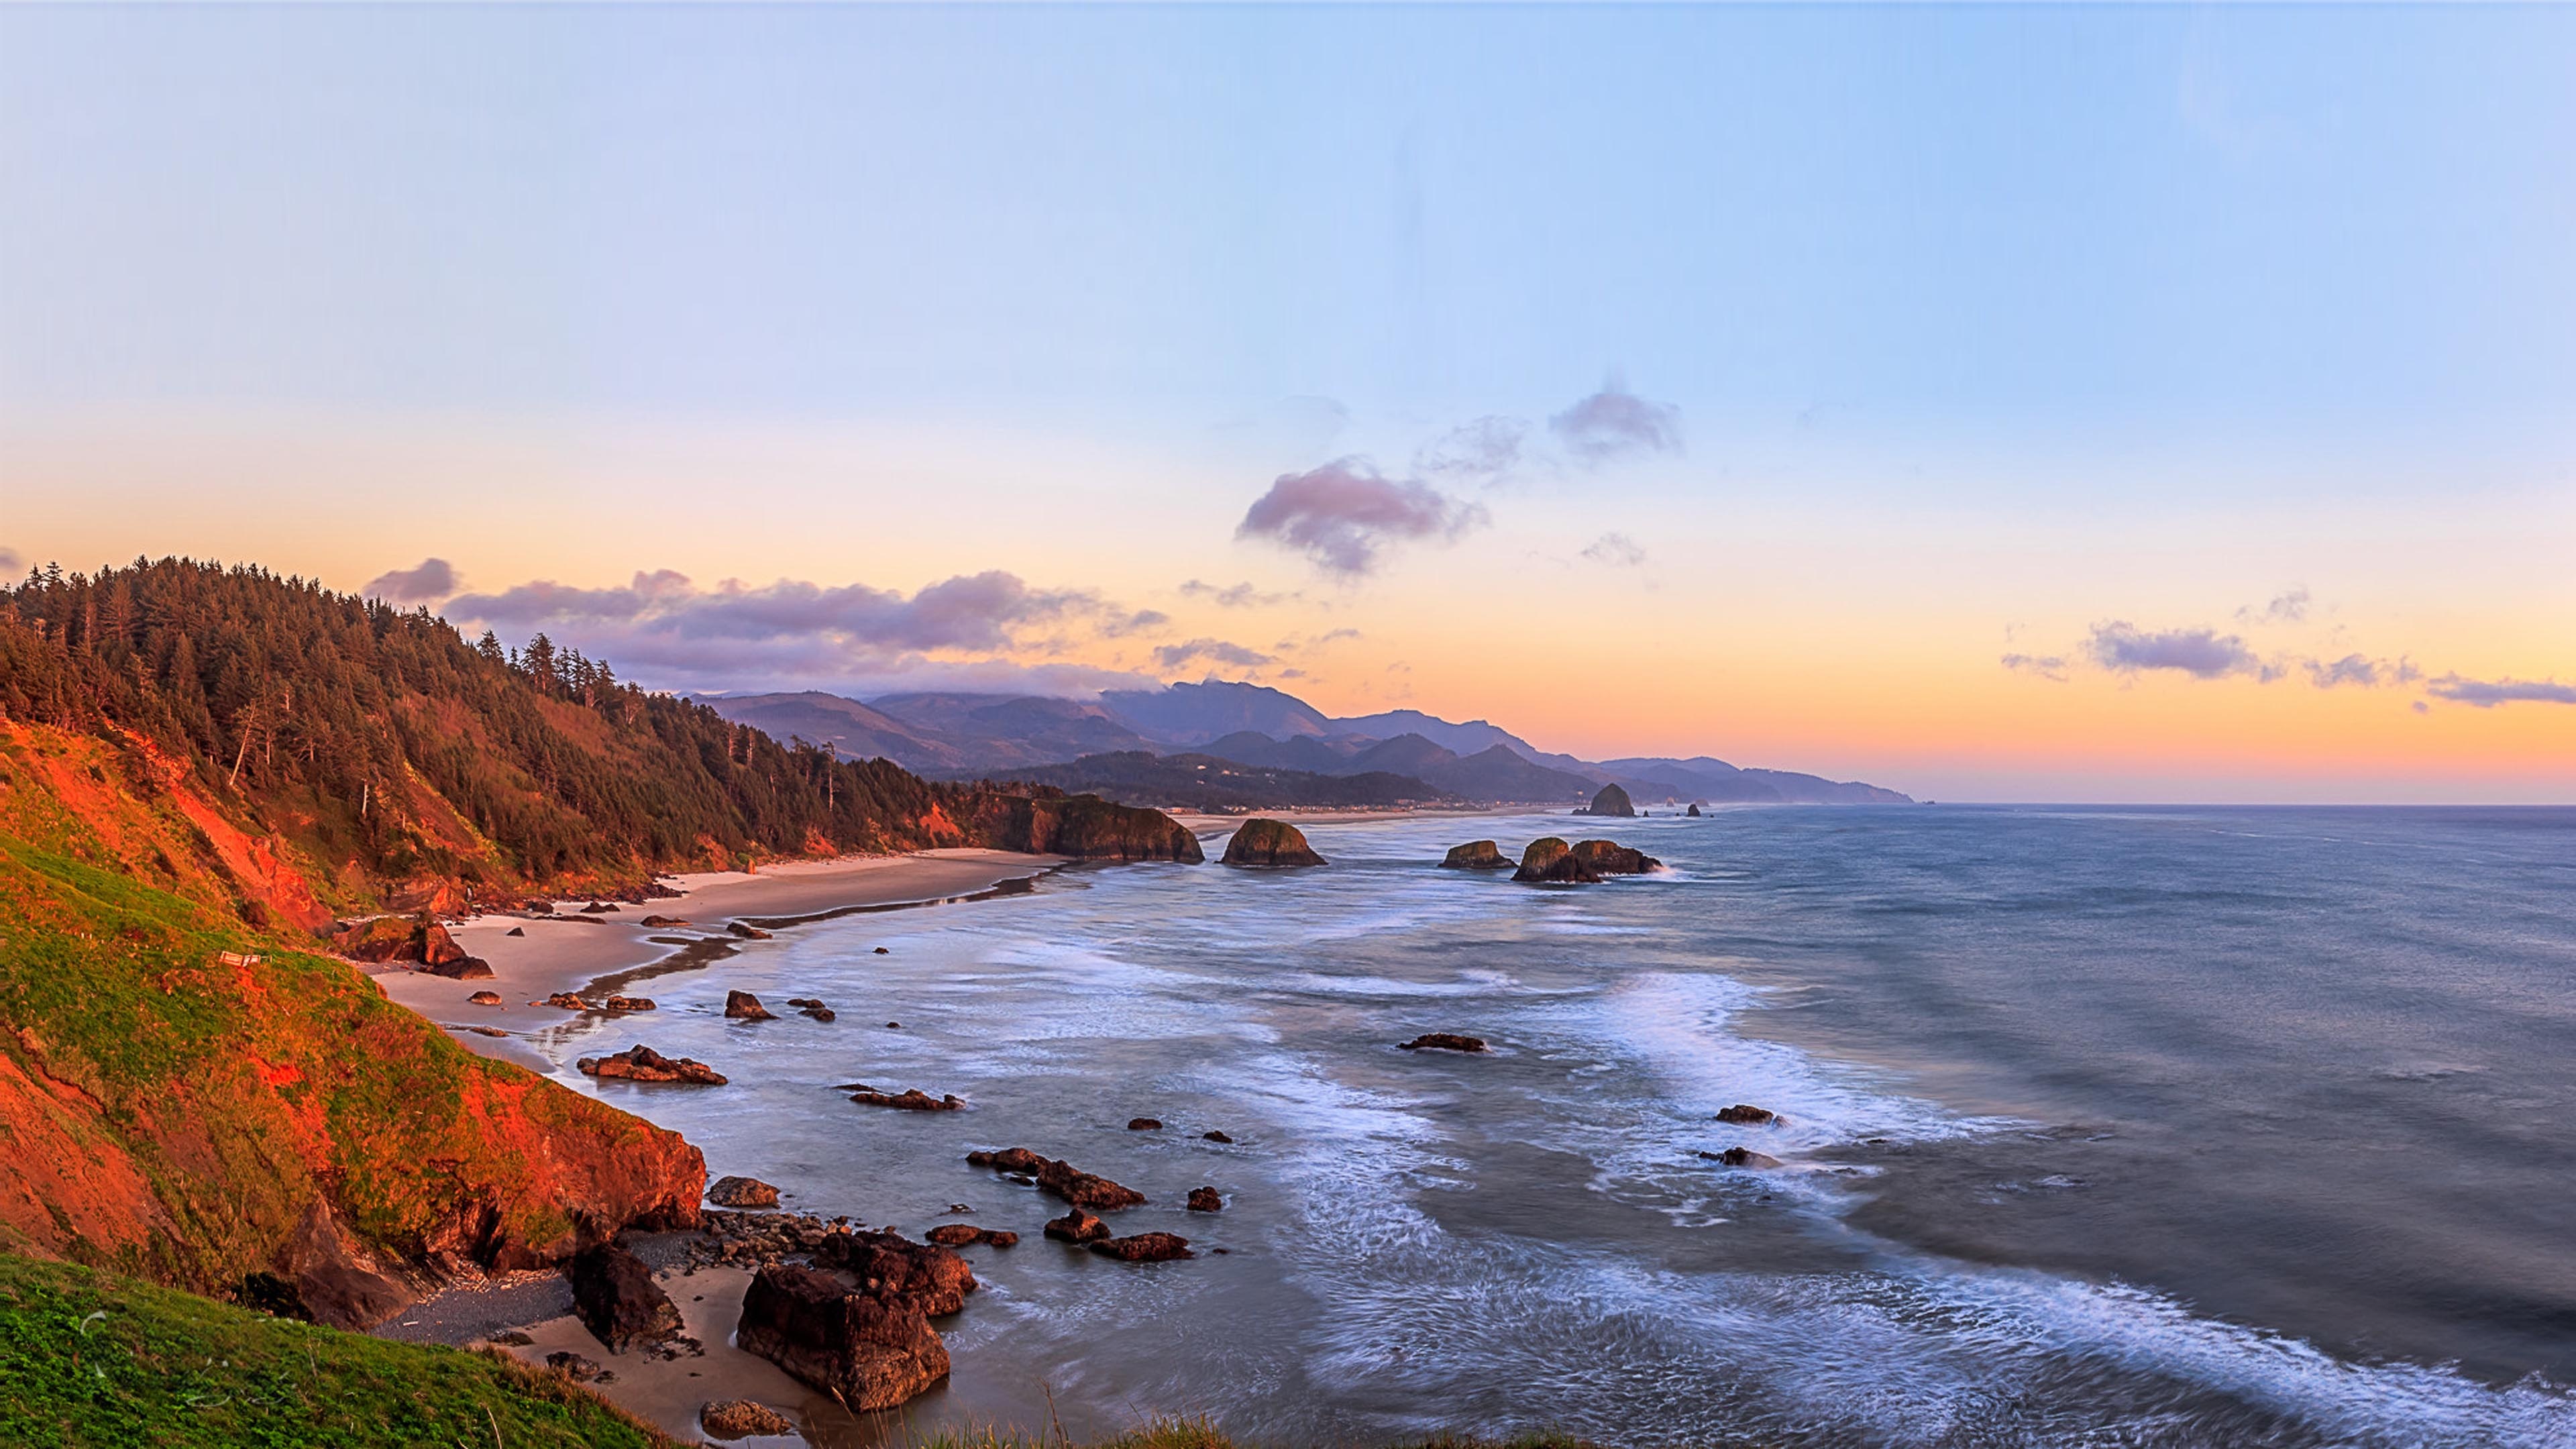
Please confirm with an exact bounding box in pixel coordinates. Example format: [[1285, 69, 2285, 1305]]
[[1549, 379, 1682, 464], [0, 547, 22, 577], [2304, 653, 2419, 688], [2237, 586, 2311, 625], [1178, 579, 1297, 609], [1152, 637, 1275, 671], [2424, 674, 2576, 707], [2001, 653, 2071, 682], [1236, 459, 1487, 576], [1580, 532, 1648, 568], [364, 557, 460, 604], [2084, 621, 2265, 679], [1413, 416, 1526, 484]]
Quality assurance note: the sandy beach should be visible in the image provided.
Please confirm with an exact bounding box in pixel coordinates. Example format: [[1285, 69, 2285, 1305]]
[[371, 849, 1061, 1071]]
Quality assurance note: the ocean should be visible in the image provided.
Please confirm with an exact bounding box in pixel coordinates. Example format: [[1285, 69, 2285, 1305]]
[[545, 805, 2576, 1448]]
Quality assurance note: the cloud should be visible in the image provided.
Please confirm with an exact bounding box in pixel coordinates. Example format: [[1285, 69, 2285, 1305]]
[[1178, 579, 1295, 609], [1236, 459, 1487, 576], [1152, 637, 1275, 671], [2084, 622, 2264, 680], [1549, 380, 1681, 463], [1580, 533, 1648, 568], [1102, 609, 1168, 637], [0, 547, 21, 576], [362, 557, 460, 604], [2304, 653, 2419, 688], [2001, 653, 2071, 682], [2424, 674, 2576, 708], [2238, 586, 2311, 625], [1413, 416, 1526, 483]]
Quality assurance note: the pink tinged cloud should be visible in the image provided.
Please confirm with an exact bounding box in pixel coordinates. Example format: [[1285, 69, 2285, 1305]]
[[1548, 382, 1682, 462], [2425, 675, 2576, 707], [363, 556, 459, 604], [2084, 622, 2265, 679], [1236, 458, 1487, 576]]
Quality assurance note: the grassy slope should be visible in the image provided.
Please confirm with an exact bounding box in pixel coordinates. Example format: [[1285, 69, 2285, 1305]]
[[0, 1254, 677, 1449]]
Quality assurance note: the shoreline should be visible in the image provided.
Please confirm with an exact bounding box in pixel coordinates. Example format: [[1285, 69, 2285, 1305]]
[[372, 848, 1064, 1071]]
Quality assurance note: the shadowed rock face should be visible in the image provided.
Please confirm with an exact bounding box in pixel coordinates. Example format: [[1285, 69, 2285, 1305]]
[[566, 1241, 682, 1352], [1578, 783, 1636, 817], [810, 1229, 979, 1317], [965, 794, 1205, 863], [735, 1263, 951, 1411], [1220, 817, 1326, 867], [1512, 837, 1601, 883], [1570, 839, 1661, 875], [1439, 840, 1513, 869]]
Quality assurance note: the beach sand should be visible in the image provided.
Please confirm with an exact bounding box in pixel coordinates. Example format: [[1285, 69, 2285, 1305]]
[[372, 849, 1059, 1070]]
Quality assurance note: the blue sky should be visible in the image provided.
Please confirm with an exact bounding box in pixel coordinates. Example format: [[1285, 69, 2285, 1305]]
[[5, 4, 2572, 799]]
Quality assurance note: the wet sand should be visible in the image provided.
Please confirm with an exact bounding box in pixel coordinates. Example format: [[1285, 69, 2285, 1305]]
[[372, 849, 1059, 1069]]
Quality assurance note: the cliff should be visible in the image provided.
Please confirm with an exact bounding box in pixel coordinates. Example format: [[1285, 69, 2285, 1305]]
[[963, 792, 1204, 863]]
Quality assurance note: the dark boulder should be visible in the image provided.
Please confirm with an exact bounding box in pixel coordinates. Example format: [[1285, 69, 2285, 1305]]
[[599, 995, 656, 1012], [578, 1044, 727, 1085], [1202, 1130, 1234, 1144], [1400, 1033, 1488, 1053], [724, 989, 775, 1020], [581, 902, 619, 914], [1089, 1232, 1193, 1262], [700, 1400, 796, 1440], [639, 915, 689, 928], [925, 1224, 1016, 1249], [1512, 837, 1601, 883], [506, 926, 527, 937], [1187, 1187, 1224, 1213], [1043, 1208, 1110, 1243], [566, 1242, 682, 1352], [1715, 1104, 1779, 1126], [1439, 840, 1515, 870], [966, 1147, 1146, 1209], [706, 1175, 780, 1208], [425, 955, 495, 981], [1127, 1117, 1163, 1131], [1686, 803, 1703, 817], [735, 1263, 949, 1411], [727, 922, 773, 940], [1570, 839, 1660, 875], [466, 990, 502, 1006], [849, 1087, 963, 1111], [1220, 817, 1326, 867], [1577, 783, 1636, 817], [543, 992, 591, 1010], [1709, 1146, 1783, 1169], [545, 1350, 608, 1383]]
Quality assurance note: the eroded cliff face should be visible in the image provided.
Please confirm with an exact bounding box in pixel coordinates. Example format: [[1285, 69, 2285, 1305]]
[[964, 794, 1203, 863]]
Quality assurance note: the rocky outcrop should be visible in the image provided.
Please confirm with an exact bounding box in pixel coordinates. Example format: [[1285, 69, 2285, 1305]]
[[848, 1087, 963, 1111], [810, 1230, 979, 1318], [334, 914, 472, 968], [467, 991, 502, 1006], [1043, 1208, 1110, 1243], [1220, 818, 1326, 867], [639, 915, 689, 928], [1511, 837, 1600, 883], [1439, 840, 1514, 869], [1187, 1187, 1224, 1212], [965, 794, 1204, 863], [1570, 839, 1661, 875], [1090, 1232, 1193, 1262], [543, 992, 591, 1010], [424, 955, 494, 981], [967, 1148, 1146, 1209], [1576, 783, 1635, 817], [1400, 1032, 1488, 1053], [1127, 1117, 1163, 1131], [1715, 1104, 1779, 1126], [566, 1241, 683, 1352], [578, 1044, 728, 1085], [599, 995, 655, 1012], [724, 989, 775, 1020], [700, 1400, 796, 1440], [1708, 1146, 1782, 1169], [735, 1263, 951, 1411], [727, 922, 773, 940], [925, 1224, 1017, 1248], [706, 1175, 780, 1208]]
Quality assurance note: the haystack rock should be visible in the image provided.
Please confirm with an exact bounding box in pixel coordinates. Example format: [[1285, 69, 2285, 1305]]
[[1686, 803, 1704, 817], [1577, 783, 1635, 817], [1220, 818, 1326, 867], [1440, 840, 1514, 870], [735, 1263, 951, 1411], [1511, 838, 1601, 883], [1570, 840, 1660, 875]]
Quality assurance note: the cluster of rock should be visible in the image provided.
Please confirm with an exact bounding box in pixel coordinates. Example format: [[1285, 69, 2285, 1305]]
[[333, 914, 492, 979], [538, 991, 655, 1012], [786, 996, 837, 1021], [735, 1228, 979, 1410], [1218, 817, 1327, 867], [965, 1146, 1147, 1209], [577, 1044, 727, 1085], [924, 1224, 1018, 1248], [845, 1086, 964, 1112], [1508, 837, 1661, 883]]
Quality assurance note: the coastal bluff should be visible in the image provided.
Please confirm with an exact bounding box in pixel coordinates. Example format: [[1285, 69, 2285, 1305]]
[[1220, 818, 1327, 867]]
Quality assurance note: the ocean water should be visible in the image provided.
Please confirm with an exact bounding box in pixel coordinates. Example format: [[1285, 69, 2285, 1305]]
[[542, 806, 2576, 1448]]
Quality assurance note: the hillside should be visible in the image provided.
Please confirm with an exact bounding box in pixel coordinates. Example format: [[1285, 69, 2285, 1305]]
[[938, 751, 1457, 812]]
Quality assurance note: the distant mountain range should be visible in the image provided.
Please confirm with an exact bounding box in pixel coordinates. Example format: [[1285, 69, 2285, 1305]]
[[702, 680, 1911, 809]]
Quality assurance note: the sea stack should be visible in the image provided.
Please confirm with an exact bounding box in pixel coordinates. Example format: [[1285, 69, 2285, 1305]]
[[1686, 803, 1703, 817], [1440, 840, 1514, 870], [1513, 837, 1602, 883], [1569, 840, 1660, 875], [1220, 818, 1326, 867], [1578, 783, 1636, 817]]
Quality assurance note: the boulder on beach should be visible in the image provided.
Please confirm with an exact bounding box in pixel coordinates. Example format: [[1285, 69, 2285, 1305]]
[[335, 914, 472, 967], [425, 954, 494, 981], [1569, 839, 1660, 875], [1576, 782, 1636, 817], [581, 902, 619, 914], [1439, 840, 1515, 870], [810, 1229, 979, 1318], [1220, 818, 1326, 867], [639, 915, 688, 928], [545, 1350, 607, 1383], [727, 922, 773, 940], [849, 1087, 963, 1112], [735, 1263, 951, 1411], [1089, 1232, 1193, 1262], [466, 990, 502, 1006], [506, 925, 527, 936], [700, 1400, 796, 1440], [1511, 837, 1601, 884], [1187, 1187, 1224, 1213], [1043, 1208, 1110, 1243], [578, 1044, 727, 1085], [542, 992, 592, 1010], [706, 1175, 780, 1209], [1715, 1104, 1779, 1126], [724, 989, 775, 1020], [967, 1147, 1146, 1209], [566, 1242, 682, 1353], [1399, 1032, 1489, 1053]]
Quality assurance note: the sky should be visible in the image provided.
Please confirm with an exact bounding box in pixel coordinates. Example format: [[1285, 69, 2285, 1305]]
[[3, 3, 2571, 802]]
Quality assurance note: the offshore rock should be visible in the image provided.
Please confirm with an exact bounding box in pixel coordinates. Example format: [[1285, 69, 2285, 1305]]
[[1187, 1187, 1224, 1212], [1513, 837, 1601, 884], [1089, 1232, 1193, 1262], [566, 1241, 682, 1352], [1220, 818, 1326, 867], [1715, 1104, 1780, 1126], [925, 1224, 1016, 1249], [579, 1044, 727, 1085], [735, 1263, 951, 1411], [1570, 839, 1660, 875], [1709, 1146, 1783, 1169], [1043, 1208, 1111, 1243], [849, 1087, 963, 1111], [965, 793, 1205, 863], [724, 990, 775, 1020], [1127, 1117, 1163, 1131], [1440, 840, 1515, 870], [1399, 1033, 1488, 1053], [966, 1148, 1146, 1210], [1577, 782, 1636, 817]]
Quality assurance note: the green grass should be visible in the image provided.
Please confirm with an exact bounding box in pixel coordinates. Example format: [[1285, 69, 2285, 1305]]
[[0, 1254, 676, 1448]]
